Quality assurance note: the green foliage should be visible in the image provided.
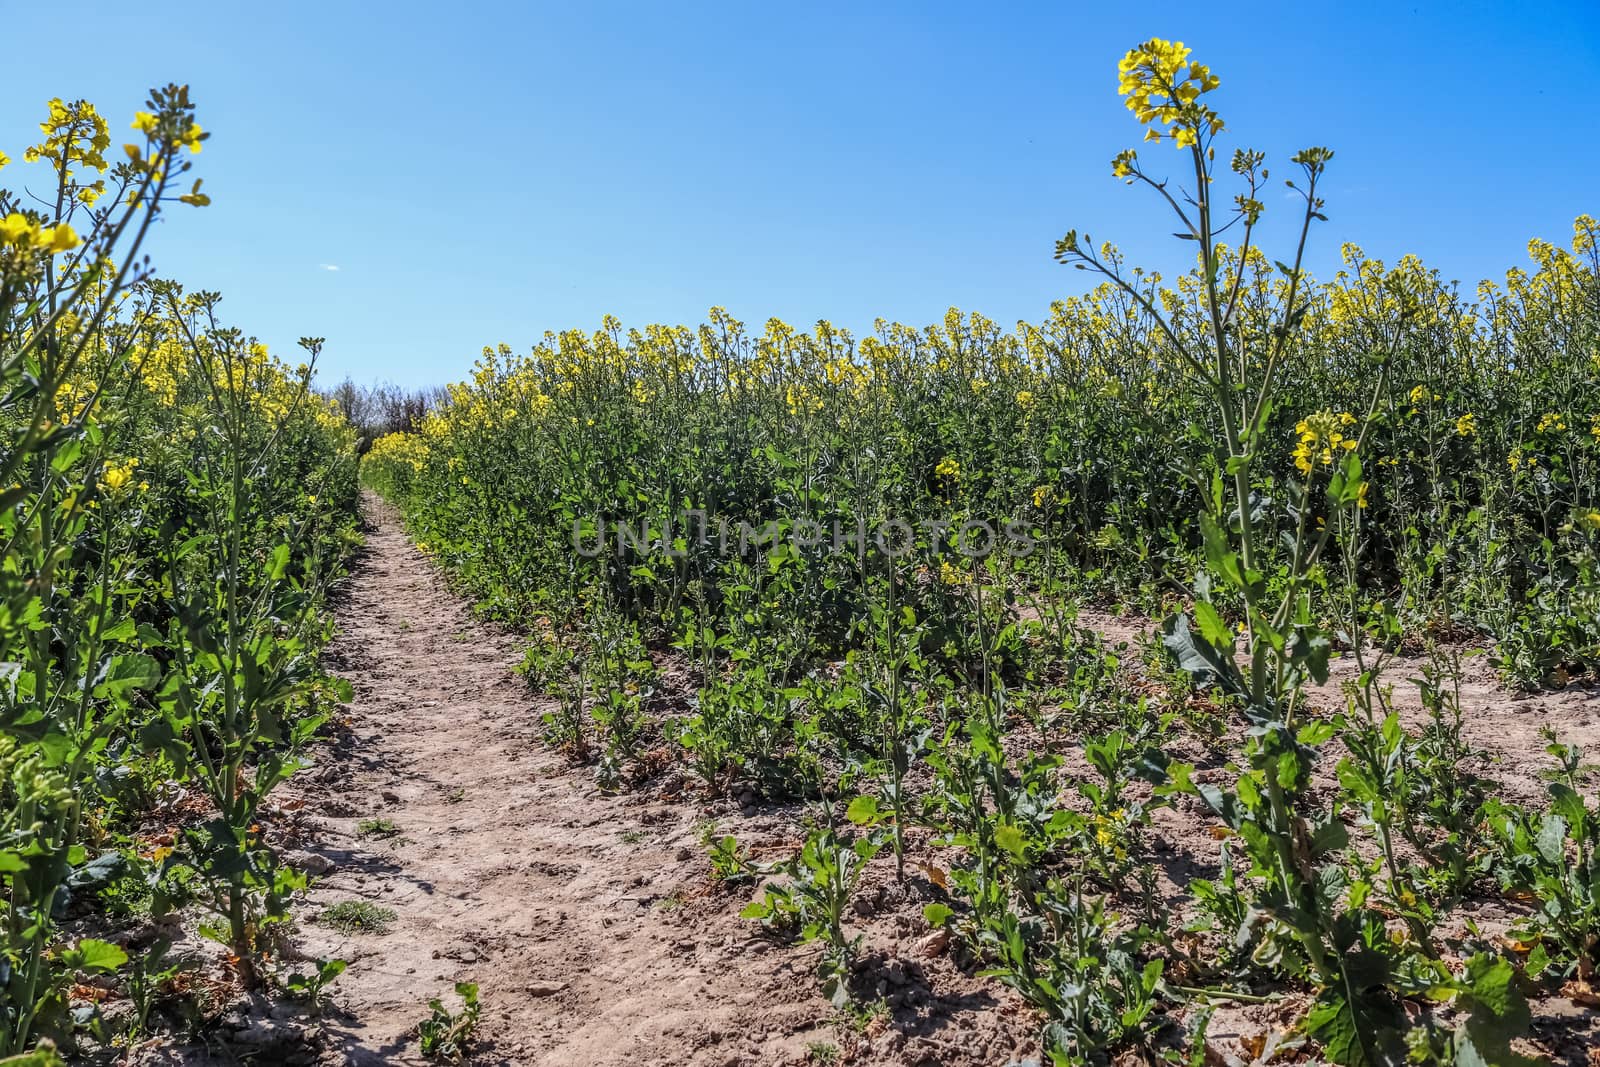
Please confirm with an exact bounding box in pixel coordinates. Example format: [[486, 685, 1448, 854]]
[[318, 900, 397, 935], [741, 804, 883, 1007], [0, 87, 359, 1051], [280, 957, 347, 1012], [417, 981, 480, 1063], [1486, 730, 1600, 977]]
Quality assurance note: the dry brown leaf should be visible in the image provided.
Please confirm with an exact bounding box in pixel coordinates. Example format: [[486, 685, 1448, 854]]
[[1560, 978, 1600, 1007]]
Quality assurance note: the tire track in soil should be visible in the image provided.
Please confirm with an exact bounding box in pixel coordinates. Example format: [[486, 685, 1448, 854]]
[[292, 494, 827, 1066]]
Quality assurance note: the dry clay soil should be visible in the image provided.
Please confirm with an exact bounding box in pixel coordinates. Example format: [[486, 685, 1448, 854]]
[[161, 494, 1600, 1067]]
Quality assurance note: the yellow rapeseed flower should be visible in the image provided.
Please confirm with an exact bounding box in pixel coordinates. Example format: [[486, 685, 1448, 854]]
[[101, 457, 139, 492], [1292, 411, 1357, 474], [37, 224, 78, 253], [0, 213, 38, 246]]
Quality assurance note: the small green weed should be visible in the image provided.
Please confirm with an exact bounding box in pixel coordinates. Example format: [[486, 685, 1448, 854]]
[[417, 981, 480, 1063], [318, 900, 397, 935]]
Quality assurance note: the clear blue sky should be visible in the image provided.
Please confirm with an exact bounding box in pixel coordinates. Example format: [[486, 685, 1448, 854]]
[[4, 2, 1595, 388]]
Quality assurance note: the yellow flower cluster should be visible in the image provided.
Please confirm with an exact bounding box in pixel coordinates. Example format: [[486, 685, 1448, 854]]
[[130, 110, 203, 154], [1536, 412, 1567, 434], [0, 212, 78, 253], [1455, 412, 1477, 437], [1507, 448, 1530, 472], [1292, 411, 1358, 474], [935, 456, 961, 480], [368, 431, 431, 473], [1116, 38, 1222, 148], [101, 457, 143, 493], [25, 99, 111, 194]]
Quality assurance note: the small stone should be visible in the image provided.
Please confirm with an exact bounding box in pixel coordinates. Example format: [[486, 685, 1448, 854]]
[[675, 847, 693, 861], [282, 850, 334, 876], [525, 981, 567, 997], [381, 790, 400, 804]]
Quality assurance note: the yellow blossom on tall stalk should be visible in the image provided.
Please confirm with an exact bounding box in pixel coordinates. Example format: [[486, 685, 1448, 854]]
[[1115, 38, 1222, 148], [101, 458, 139, 492], [1292, 411, 1358, 474], [1455, 412, 1477, 437]]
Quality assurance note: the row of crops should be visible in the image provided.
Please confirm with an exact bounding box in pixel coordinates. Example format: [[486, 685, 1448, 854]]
[[1, 92, 360, 1059], [363, 41, 1600, 1067]]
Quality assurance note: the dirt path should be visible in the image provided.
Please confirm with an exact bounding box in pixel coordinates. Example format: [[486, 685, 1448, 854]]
[[291, 495, 829, 1066]]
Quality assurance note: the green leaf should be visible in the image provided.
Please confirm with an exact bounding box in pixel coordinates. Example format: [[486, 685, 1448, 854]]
[[923, 903, 953, 927], [845, 795, 880, 826], [1199, 512, 1245, 590], [1192, 601, 1235, 653], [1162, 612, 1246, 698], [1453, 952, 1539, 1067], [993, 823, 1027, 858], [64, 938, 128, 974], [1548, 784, 1588, 834], [98, 653, 161, 697], [1304, 988, 1402, 1067], [1534, 814, 1568, 866]]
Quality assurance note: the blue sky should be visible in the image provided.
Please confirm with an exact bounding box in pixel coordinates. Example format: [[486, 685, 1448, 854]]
[[4, 2, 1595, 387]]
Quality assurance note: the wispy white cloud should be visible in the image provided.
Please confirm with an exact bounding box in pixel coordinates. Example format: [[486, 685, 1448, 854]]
[[319, 263, 340, 272]]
